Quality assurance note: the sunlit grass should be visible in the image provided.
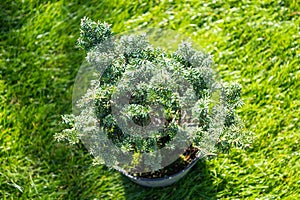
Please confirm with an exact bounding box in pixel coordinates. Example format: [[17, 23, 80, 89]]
[[0, 0, 299, 199]]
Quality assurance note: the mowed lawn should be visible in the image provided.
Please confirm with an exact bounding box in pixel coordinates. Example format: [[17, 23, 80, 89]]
[[0, 0, 299, 199]]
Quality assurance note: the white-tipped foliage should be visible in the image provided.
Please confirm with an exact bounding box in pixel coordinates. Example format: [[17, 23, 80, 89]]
[[56, 17, 252, 171]]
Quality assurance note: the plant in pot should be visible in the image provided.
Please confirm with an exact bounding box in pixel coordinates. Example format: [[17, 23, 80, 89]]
[[55, 17, 252, 187]]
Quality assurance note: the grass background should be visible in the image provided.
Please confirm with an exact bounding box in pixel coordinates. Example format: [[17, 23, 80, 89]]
[[0, 0, 299, 199]]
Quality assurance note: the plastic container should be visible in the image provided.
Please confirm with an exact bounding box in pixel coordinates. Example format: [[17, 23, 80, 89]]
[[119, 156, 201, 187]]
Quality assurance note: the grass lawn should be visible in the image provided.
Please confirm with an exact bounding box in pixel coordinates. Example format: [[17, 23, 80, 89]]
[[0, 0, 299, 199]]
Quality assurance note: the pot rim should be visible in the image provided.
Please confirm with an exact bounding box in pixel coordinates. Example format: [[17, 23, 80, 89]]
[[119, 154, 204, 182]]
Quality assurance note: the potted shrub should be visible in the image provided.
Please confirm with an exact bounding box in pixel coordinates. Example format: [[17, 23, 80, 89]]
[[55, 17, 251, 187]]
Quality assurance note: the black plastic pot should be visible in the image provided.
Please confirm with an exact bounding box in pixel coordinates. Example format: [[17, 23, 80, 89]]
[[119, 156, 201, 187]]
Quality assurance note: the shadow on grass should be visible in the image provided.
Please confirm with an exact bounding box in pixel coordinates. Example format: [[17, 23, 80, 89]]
[[121, 159, 226, 200]]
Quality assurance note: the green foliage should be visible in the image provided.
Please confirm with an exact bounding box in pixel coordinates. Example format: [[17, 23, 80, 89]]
[[0, 0, 299, 199], [77, 16, 113, 51], [56, 17, 251, 171]]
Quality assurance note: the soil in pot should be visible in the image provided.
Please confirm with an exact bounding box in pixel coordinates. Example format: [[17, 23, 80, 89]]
[[129, 146, 199, 179]]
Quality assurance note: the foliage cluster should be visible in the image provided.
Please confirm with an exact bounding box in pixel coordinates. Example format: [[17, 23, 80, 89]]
[[55, 17, 250, 171]]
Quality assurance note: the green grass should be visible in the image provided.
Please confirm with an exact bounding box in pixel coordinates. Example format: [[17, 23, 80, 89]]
[[0, 0, 299, 199]]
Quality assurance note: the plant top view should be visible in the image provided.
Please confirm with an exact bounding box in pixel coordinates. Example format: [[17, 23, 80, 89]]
[[55, 17, 251, 184], [0, 0, 299, 199]]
